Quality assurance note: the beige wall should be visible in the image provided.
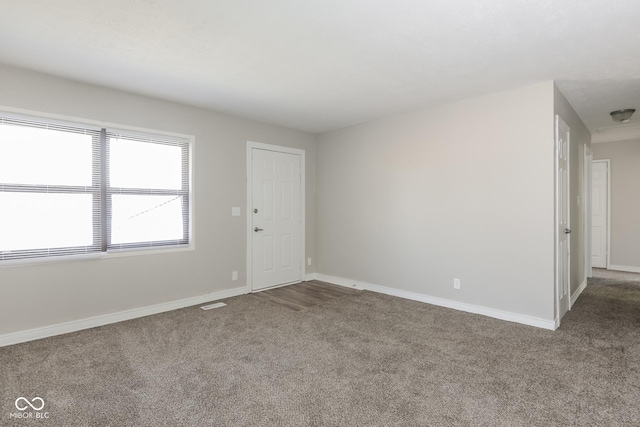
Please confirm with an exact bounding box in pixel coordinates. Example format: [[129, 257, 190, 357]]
[[553, 85, 591, 299], [316, 82, 556, 321], [0, 65, 588, 336], [592, 139, 640, 269], [0, 63, 316, 336]]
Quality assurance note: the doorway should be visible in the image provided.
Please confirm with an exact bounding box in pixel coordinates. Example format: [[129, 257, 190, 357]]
[[555, 115, 571, 323], [247, 142, 305, 292], [584, 147, 593, 279], [591, 159, 609, 269]]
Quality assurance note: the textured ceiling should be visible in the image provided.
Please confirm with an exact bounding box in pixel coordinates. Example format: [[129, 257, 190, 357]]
[[0, 0, 639, 133]]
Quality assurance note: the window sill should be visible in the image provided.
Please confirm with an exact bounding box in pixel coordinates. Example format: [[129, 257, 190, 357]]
[[0, 244, 194, 269]]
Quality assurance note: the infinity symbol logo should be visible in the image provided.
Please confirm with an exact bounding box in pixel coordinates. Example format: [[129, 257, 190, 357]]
[[15, 397, 45, 411]]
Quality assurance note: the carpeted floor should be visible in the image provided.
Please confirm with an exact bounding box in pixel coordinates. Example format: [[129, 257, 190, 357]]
[[1, 274, 639, 426]]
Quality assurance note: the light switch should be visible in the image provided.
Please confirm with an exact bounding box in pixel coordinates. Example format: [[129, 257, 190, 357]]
[[231, 207, 241, 216]]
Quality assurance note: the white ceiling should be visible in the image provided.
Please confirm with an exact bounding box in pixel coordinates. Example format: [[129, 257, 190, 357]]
[[0, 0, 639, 133]]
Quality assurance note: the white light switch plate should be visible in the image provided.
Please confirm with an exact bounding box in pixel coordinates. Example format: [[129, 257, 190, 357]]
[[231, 207, 241, 216]]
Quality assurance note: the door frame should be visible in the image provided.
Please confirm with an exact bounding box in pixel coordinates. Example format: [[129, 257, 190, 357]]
[[555, 115, 570, 326], [246, 141, 306, 293], [592, 159, 611, 270], [583, 146, 593, 279]]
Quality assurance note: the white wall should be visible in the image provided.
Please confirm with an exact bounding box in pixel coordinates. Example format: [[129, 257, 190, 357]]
[[0, 65, 583, 337], [316, 82, 556, 322], [0, 63, 316, 336], [592, 139, 640, 270]]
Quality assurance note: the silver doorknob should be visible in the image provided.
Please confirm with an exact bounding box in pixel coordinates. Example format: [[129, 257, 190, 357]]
[[254, 227, 263, 232], [564, 228, 571, 234]]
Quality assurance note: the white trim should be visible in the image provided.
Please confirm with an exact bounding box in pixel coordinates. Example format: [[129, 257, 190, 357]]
[[571, 279, 587, 308], [246, 141, 306, 293], [608, 265, 640, 274], [315, 274, 556, 330], [0, 245, 195, 269], [0, 287, 247, 348], [305, 272, 317, 281]]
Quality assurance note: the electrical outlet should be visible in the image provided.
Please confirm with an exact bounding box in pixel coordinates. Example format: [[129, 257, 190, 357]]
[[307, 257, 312, 266], [232, 271, 238, 281], [453, 278, 461, 290]]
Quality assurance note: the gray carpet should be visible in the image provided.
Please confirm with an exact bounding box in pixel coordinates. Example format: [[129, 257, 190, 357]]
[[1, 277, 639, 426]]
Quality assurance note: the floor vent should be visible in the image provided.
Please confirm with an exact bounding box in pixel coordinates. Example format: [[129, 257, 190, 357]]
[[201, 302, 227, 310]]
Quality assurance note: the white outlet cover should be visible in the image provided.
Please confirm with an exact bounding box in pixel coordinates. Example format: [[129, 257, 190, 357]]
[[231, 207, 241, 216]]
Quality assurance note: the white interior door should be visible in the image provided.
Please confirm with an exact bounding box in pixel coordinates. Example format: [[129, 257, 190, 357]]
[[591, 160, 608, 269], [556, 116, 570, 321], [251, 148, 302, 291], [584, 148, 593, 278]]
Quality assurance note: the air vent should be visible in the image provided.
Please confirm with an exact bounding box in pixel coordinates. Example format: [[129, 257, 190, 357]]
[[200, 302, 226, 310]]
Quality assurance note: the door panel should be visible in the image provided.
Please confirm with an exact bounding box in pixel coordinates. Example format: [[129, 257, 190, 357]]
[[591, 161, 608, 268], [556, 116, 570, 321], [252, 149, 302, 290]]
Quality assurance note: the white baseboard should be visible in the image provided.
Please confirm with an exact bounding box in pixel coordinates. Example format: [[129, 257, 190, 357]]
[[0, 287, 247, 348], [571, 279, 588, 308], [315, 273, 556, 330], [305, 272, 317, 281], [608, 264, 640, 274]]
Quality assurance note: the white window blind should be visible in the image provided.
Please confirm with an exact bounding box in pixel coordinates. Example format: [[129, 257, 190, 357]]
[[106, 130, 190, 250], [0, 114, 190, 262], [0, 117, 101, 260]]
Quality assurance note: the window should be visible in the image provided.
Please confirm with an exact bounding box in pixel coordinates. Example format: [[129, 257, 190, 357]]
[[0, 114, 191, 262], [106, 131, 190, 250]]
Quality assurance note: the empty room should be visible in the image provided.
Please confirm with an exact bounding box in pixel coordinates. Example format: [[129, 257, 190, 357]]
[[1, 1, 639, 425]]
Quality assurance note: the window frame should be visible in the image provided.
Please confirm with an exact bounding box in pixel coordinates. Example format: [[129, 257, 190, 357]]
[[105, 129, 191, 251], [0, 110, 194, 264]]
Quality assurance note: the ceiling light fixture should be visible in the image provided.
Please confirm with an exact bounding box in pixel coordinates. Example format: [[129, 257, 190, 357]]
[[610, 109, 636, 123]]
